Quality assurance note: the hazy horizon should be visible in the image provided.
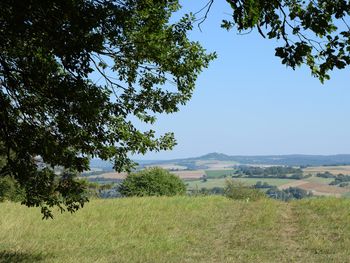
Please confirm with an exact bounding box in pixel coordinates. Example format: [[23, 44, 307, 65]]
[[130, 151, 350, 161]]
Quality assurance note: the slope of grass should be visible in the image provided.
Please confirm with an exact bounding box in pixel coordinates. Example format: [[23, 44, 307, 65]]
[[1, 197, 350, 262]]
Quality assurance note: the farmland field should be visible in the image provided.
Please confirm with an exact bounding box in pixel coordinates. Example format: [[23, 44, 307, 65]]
[[278, 180, 349, 197], [171, 170, 206, 179], [88, 170, 206, 180], [303, 176, 334, 184], [86, 168, 350, 197], [146, 164, 187, 170], [298, 182, 349, 197], [1, 197, 350, 262], [195, 160, 237, 170], [205, 169, 236, 178], [187, 175, 350, 197], [303, 165, 350, 175], [186, 178, 298, 189]]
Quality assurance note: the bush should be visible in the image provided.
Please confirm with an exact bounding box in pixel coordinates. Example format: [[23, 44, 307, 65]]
[[119, 167, 186, 197], [0, 176, 25, 202], [253, 181, 274, 189], [224, 180, 265, 201]]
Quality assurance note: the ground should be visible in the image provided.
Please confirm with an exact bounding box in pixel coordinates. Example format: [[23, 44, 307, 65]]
[[303, 165, 350, 175], [1, 197, 350, 262]]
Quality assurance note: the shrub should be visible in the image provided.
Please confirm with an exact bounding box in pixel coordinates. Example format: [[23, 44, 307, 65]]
[[224, 179, 265, 201], [119, 167, 186, 197]]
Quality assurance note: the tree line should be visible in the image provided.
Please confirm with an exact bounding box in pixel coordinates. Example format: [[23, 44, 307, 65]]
[[233, 165, 310, 180]]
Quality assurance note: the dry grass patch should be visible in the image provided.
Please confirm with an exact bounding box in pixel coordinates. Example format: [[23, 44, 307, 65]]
[[303, 165, 350, 175]]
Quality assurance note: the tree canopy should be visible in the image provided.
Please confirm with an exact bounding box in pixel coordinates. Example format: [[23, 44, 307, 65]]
[[220, 0, 350, 82], [0, 0, 214, 218]]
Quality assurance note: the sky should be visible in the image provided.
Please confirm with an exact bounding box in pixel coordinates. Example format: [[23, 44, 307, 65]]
[[134, 0, 350, 160]]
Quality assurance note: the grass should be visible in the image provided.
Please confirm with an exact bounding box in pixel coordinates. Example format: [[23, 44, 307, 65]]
[[186, 177, 297, 189], [292, 198, 350, 260], [2, 197, 350, 262], [205, 170, 236, 178], [303, 165, 350, 175]]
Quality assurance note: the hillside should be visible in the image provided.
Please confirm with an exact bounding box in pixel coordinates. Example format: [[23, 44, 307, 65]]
[[89, 153, 350, 172], [1, 197, 350, 262], [149, 153, 350, 167]]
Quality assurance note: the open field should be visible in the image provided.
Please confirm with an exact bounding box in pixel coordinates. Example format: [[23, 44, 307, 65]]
[[171, 170, 206, 179], [1, 197, 350, 262], [146, 164, 187, 170], [279, 180, 349, 197], [88, 172, 127, 179], [91, 170, 206, 180], [299, 182, 349, 197], [87, 167, 350, 197], [195, 160, 237, 170], [187, 176, 350, 197], [303, 165, 350, 175], [186, 178, 298, 189], [303, 176, 334, 184], [205, 169, 236, 178], [278, 180, 310, 189]]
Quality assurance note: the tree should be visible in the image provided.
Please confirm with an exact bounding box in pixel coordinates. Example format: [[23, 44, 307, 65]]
[[0, 0, 215, 218], [266, 186, 313, 201], [203, 0, 350, 82], [119, 167, 186, 197]]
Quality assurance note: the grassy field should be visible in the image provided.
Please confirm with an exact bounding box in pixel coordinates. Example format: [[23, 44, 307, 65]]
[[205, 170, 236, 178], [1, 197, 350, 262], [195, 160, 237, 170], [303, 176, 334, 184], [186, 178, 298, 189]]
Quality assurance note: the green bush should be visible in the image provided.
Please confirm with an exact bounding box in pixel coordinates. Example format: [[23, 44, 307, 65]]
[[224, 179, 265, 201], [0, 176, 25, 202], [119, 167, 186, 197]]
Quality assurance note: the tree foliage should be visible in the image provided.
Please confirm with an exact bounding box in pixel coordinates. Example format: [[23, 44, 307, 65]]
[[0, 0, 214, 218], [220, 0, 350, 82], [119, 167, 186, 197], [0, 175, 25, 202]]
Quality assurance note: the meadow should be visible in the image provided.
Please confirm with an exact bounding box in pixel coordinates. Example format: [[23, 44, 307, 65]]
[[205, 170, 236, 178], [1, 197, 350, 262]]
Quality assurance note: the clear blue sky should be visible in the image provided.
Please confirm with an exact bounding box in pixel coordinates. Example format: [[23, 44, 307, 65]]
[[134, 0, 350, 160]]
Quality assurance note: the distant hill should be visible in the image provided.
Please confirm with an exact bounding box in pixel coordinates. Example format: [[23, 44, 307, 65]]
[[195, 152, 234, 161], [89, 153, 350, 171], [225, 154, 350, 166], [141, 153, 350, 167]]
